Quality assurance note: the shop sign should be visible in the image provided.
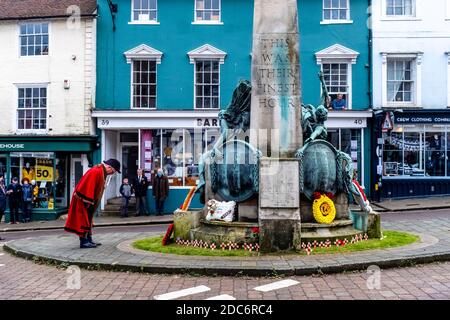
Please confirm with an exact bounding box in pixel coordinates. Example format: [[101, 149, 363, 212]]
[[0, 143, 25, 151], [195, 118, 219, 127], [394, 112, 450, 124], [36, 158, 53, 181]]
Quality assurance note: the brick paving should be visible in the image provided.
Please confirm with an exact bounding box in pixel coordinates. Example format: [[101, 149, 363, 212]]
[[3, 217, 450, 276], [2, 245, 450, 300]]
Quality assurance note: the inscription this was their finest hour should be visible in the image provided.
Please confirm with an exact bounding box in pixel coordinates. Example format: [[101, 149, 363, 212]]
[[250, 0, 302, 158]]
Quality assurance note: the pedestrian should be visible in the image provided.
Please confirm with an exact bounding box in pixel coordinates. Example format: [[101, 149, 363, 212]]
[[119, 177, 133, 218], [6, 177, 22, 224], [0, 174, 7, 224], [152, 168, 169, 216], [133, 169, 149, 216], [21, 178, 33, 223], [64, 159, 121, 249], [0, 175, 5, 241]]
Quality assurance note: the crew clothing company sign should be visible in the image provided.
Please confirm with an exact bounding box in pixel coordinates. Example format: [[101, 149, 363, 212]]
[[394, 113, 450, 124]]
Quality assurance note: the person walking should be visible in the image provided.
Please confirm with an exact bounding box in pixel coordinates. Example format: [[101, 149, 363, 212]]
[[133, 169, 149, 216], [152, 168, 169, 216], [64, 159, 121, 249], [0, 175, 5, 240], [119, 177, 133, 218], [21, 178, 33, 223], [0, 174, 7, 225], [6, 177, 22, 224]]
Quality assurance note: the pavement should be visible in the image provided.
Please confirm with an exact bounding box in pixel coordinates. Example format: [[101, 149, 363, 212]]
[[1, 195, 449, 233], [371, 195, 450, 212], [0, 214, 173, 232], [4, 217, 450, 277]]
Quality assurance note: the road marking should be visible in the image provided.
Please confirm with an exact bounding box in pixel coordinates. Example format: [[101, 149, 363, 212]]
[[253, 279, 299, 292], [0, 253, 4, 256], [0, 264, 4, 267], [205, 294, 236, 300], [154, 285, 211, 300]]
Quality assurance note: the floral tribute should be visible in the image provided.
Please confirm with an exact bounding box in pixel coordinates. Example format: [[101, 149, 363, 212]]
[[300, 234, 369, 255], [312, 192, 336, 224]]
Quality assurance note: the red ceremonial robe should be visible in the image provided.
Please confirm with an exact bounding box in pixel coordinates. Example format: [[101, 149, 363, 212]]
[[64, 164, 107, 237]]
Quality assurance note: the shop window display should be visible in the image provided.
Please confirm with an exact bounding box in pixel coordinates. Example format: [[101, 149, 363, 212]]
[[162, 129, 184, 186], [426, 132, 445, 177], [8, 152, 67, 210]]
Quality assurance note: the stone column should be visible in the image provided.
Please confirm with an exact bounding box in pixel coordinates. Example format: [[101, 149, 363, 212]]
[[250, 0, 302, 158]]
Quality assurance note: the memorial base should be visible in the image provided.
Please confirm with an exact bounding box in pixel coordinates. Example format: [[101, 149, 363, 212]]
[[258, 158, 301, 252]]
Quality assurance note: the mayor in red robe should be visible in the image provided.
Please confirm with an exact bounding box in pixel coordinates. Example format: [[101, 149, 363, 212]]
[[64, 159, 121, 248]]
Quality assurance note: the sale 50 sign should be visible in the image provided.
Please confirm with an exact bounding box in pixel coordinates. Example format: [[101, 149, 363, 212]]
[[36, 159, 54, 181]]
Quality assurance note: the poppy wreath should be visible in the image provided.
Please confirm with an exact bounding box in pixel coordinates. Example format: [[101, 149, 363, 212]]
[[312, 193, 336, 224]]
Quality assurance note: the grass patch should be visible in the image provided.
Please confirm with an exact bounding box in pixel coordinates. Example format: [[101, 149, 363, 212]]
[[133, 236, 259, 257], [132, 230, 419, 257], [299, 230, 419, 255]]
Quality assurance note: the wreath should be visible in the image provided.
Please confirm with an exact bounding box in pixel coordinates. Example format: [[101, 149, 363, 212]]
[[312, 192, 336, 224]]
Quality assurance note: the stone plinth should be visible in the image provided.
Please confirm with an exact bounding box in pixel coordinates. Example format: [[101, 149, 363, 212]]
[[300, 219, 361, 243], [173, 209, 203, 240], [190, 219, 259, 245], [258, 158, 301, 252]]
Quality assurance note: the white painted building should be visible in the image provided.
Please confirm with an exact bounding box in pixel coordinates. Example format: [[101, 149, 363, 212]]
[[372, 0, 450, 198], [0, 0, 98, 220]]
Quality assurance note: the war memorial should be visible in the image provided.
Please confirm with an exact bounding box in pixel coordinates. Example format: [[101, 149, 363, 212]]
[[173, 0, 381, 253]]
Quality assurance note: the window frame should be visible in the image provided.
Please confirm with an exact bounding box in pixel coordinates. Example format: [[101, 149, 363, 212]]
[[386, 59, 414, 104], [382, 0, 418, 19], [193, 59, 221, 110], [193, 0, 223, 25], [321, 62, 350, 109], [321, 0, 353, 24], [129, 0, 160, 25], [18, 21, 50, 57], [15, 84, 49, 134], [381, 53, 422, 108], [130, 59, 158, 110]]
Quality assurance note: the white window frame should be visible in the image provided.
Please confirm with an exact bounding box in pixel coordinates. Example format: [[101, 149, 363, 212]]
[[447, 0, 450, 20], [321, 63, 350, 108], [192, 0, 223, 25], [15, 83, 49, 134], [188, 44, 226, 109], [124, 44, 163, 109], [382, 0, 418, 20], [315, 44, 359, 110], [321, 0, 353, 24], [18, 21, 50, 57], [129, 0, 160, 25], [381, 53, 423, 108]]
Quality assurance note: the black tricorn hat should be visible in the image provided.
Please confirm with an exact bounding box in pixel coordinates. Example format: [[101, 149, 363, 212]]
[[103, 159, 121, 173]]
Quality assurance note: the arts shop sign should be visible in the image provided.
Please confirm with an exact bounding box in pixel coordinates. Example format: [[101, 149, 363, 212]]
[[394, 112, 450, 124]]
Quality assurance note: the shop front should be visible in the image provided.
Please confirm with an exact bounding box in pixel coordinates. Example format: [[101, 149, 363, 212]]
[[94, 110, 372, 213], [94, 110, 221, 213], [0, 136, 98, 221], [375, 110, 450, 198]]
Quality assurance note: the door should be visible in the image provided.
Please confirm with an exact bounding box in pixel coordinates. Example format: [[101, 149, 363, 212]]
[[121, 144, 139, 183], [70, 155, 88, 198]]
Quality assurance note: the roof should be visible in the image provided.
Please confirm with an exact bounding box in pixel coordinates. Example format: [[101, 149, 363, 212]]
[[0, 0, 97, 20]]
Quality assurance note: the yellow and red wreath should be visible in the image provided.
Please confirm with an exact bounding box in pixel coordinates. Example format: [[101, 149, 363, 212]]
[[312, 192, 336, 224]]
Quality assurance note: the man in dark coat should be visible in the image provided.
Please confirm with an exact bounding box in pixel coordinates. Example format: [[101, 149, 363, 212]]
[[0, 175, 5, 240], [65, 159, 120, 248], [6, 177, 22, 224], [133, 169, 149, 216], [152, 168, 170, 216]]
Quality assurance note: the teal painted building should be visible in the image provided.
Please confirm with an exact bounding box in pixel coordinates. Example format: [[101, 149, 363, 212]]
[[94, 0, 372, 214]]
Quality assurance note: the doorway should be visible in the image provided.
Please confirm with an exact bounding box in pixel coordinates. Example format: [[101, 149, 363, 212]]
[[121, 144, 139, 183]]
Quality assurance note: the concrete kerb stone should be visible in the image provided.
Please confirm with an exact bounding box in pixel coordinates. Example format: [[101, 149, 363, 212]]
[[4, 230, 450, 277]]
